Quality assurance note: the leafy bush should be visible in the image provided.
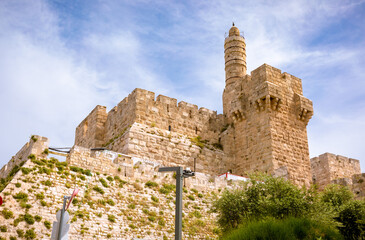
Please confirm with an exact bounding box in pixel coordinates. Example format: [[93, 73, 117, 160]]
[[321, 184, 354, 209], [0, 225, 7, 232], [35, 192, 45, 200], [223, 218, 343, 240], [108, 214, 116, 222], [128, 203, 136, 209], [99, 178, 109, 188], [24, 228, 36, 239], [24, 213, 35, 225], [145, 181, 158, 188], [13, 192, 29, 202], [16, 229, 24, 237], [15, 182, 21, 188], [188, 195, 195, 201], [159, 183, 175, 194], [151, 195, 159, 203], [106, 176, 114, 182], [93, 186, 104, 194], [1, 208, 14, 219], [44, 220, 51, 229], [212, 174, 311, 232], [107, 199, 115, 206], [21, 167, 32, 175], [336, 200, 365, 240], [34, 215, 42, 222]]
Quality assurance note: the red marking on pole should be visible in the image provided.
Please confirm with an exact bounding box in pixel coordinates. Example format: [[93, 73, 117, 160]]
[[65, 188, 79, 211], [0, 196, 2, 206]]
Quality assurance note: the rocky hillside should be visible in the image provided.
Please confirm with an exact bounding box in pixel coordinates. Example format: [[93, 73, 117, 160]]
[[0, 156, 220, 239]]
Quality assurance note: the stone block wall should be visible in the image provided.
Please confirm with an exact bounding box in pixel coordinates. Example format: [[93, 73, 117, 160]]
[[75, 105, 108, 148], [0, 135, 49, 179], [223, 63, 313, 187], [75, 88, 224, 151], [311, 153, 361, 190]]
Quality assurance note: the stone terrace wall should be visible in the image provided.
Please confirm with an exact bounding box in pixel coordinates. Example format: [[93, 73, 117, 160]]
[[0, 135, 48, 179], [107, 122, 229, 176], [311, 153, 361, 190], [0, 157, 222, 239]]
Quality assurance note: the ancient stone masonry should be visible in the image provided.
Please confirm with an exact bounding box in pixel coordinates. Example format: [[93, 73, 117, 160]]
[[311, 153, 361, 190], [0, 135, 49, 179]]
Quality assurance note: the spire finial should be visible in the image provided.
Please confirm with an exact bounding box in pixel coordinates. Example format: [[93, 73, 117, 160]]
[[232, 22, 235, 26]]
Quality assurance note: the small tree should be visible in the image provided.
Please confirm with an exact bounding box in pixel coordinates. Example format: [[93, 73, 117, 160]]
[[336, 200, 365, 240]]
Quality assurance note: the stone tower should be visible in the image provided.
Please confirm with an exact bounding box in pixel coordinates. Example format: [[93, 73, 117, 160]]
[[222, 25, 314, 186]]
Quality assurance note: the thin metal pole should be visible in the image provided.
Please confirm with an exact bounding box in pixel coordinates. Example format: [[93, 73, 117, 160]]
[[58, 196, 67, 240], [175, 167, 183, 240]]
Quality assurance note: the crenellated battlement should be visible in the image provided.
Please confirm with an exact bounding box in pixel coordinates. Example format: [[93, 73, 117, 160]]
[[75, 88, 224, 152]]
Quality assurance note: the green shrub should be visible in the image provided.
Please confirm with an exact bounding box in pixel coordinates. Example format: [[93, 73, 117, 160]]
[[21, 167, 32, 175], [42, 180, 52, 186], [0, 225, 7, 232], [44, 220, 51, 229], [93, 186, 104, 194], [10, 236, 17, 240], [197, 193, 203, 198], [40, 200, 47, 206], [159, 183, 175, 194], [223, 218, 343, 240], [15, 182, 21, 188], [192, 210, 202, 218], [188, 195, 195, 201], [108, 214, 116, 222], [16, 229, 24, 237], [24, 213, 35, 225], [24, 228, 36, 239], [30, 135, 38, 142], [145, 181, 158, 188], [35, 192, 45, 200], [106, 176, 114, 182], [1, 208, 14, 219], [107, 199, 115, 206], [13, 191, 28, 202], [158, 217, 166, 226], [128, 203, 136, 209], [336, 200, 365, 240], [151, 195, 159, 203], [212, 174, 310, 232], [99, 178, 109, 188], [129, 224, 136, 229], [148, 216, 155, 222], [34, 215, 42, 222], [28, 154, 36, 160], [321, 184, 354, 209], [42, 148, 49, 155]]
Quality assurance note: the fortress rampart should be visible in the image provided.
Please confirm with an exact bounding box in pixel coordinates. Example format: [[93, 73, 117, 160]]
[[311, 153, 361, 189], [76, 88, 224, 150]]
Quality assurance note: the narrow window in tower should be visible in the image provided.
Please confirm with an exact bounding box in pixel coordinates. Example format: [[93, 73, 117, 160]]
[[189, 110, 192, 118], [167, 105, 169, 112], [195, 127, 198, 134], [168, 125, 171, 131], [219, 137, 221, 143]]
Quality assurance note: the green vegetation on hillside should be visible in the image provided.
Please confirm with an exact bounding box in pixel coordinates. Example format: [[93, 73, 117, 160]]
[[213, 174, 365, 240]]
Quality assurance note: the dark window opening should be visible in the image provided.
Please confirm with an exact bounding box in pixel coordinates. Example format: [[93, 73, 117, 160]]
[[167, 105, 169, 112], [168, 125, 171, 131], [195, 127, 198, 134]]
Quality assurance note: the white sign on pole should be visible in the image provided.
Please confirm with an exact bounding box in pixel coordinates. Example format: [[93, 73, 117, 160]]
[[51, 210, 70, 240]]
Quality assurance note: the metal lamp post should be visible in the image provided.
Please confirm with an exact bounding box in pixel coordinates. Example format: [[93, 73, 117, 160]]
[[158, 166, 195, 240]]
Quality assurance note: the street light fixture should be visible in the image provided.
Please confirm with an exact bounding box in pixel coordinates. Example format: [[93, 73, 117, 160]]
[[158, 166, 195, 240]]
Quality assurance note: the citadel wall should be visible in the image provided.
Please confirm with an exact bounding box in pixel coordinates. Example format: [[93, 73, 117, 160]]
[[311, 153, 361, 190], [0, 135, 49, 179]]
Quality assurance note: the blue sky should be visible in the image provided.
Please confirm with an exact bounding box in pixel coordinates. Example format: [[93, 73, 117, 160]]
[[0, 0, 364, 171]]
